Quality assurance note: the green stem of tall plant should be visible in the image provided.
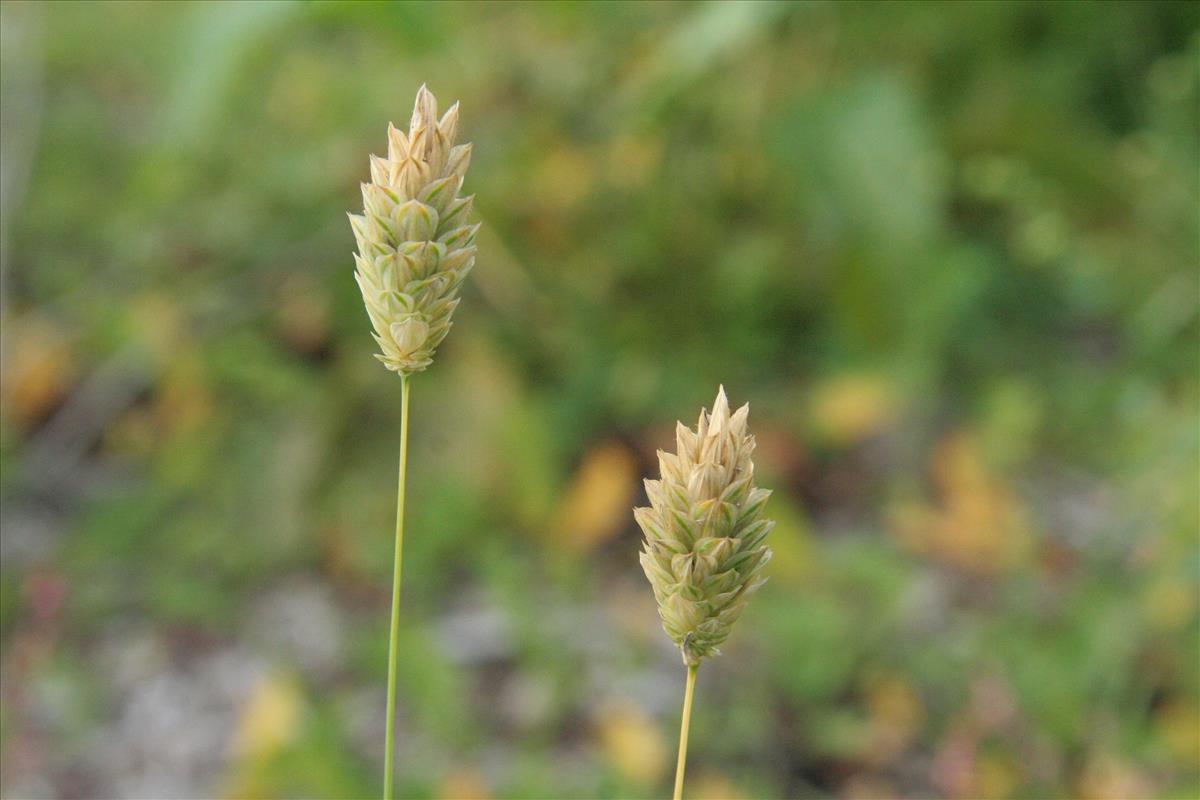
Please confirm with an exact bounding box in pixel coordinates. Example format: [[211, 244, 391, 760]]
[[383, 375, 411, 800], [673, 663, 699, 800]]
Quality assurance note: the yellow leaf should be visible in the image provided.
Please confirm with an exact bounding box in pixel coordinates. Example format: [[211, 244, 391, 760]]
[[607, 133, 664, 189], [436, 767, 490, 800], [1075, 753, 1153, 800], [230, 672, 304, 761], [974, 751, 1019, 800], [1156, 699, 1200, 768], [810, 372, 898, 445], [890, 431, 1032, 575], [596, 701, 667, 788], [128, 292, 185, 364], [689, 771, 750, 800], [537, 144, 595, 212], [1143, 577, 1196, 631], [0, 315, 75, 429], [550, 441, 638, 553], [862, 672, 924, 765], [157, 355, 212, 437]]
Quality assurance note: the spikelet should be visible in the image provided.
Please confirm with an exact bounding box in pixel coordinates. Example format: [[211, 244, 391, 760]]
[[636, 386, 774, 666], [349, 85, 477, 376]]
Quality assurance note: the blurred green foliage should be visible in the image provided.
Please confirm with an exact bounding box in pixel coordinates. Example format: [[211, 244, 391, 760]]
[[1, 2, 1197, 799]]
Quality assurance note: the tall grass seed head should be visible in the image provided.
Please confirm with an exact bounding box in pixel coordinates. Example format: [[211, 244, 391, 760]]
[[635, 386, 774, 666], [349, 85, 478, 376]]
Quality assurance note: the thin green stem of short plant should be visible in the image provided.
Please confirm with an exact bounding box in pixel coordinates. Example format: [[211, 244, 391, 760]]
[[383, 375, 411, 800], [673, 664, 698, 800]]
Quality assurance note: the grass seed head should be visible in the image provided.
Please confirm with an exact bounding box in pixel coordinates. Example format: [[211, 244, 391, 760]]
[[350, 85, 477, 376], [635, 386, 774, 666]]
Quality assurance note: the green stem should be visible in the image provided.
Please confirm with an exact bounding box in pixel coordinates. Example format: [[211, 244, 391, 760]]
[[383, 375, 411, 800], [673, 663, 698, 800]]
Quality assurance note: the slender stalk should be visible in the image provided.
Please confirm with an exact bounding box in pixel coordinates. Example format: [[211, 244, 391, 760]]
[[383, 376, 412, 800], [673, 664, 699, 800]]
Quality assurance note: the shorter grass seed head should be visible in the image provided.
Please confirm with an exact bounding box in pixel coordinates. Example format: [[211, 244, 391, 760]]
[[636, 386, 774, 666], [349, 85, 477, 376]]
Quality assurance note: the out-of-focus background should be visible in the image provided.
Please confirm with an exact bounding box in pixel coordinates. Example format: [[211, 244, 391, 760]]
[[1, 2, 1197, 798]]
